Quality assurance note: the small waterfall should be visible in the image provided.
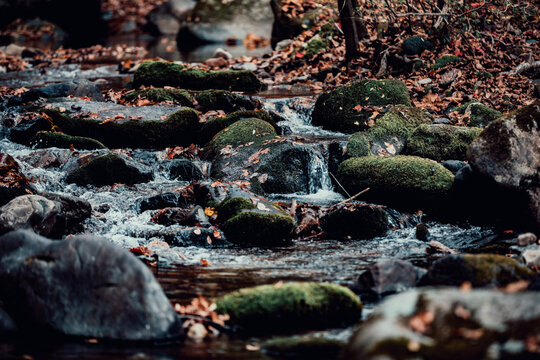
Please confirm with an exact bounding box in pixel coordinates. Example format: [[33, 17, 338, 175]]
[[307, 146, 333, 193]]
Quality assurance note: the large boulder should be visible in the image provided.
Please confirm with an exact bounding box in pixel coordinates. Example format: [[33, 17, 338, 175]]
[[216, 282, 362, 333], [343, 288, 540, 359], [321, 203, 389, 240], [404, 124, 482, 161], [0, 230, 182, 340], [418, 254, 535, 287], [65, 153, 153, 186], [467, 102, 540, 231], [337, 156, 454, 211], [311, 80, 411, 133], [167, 159, 204, 181], [0, 195, 60, 237], [0, 154, 34, 206]]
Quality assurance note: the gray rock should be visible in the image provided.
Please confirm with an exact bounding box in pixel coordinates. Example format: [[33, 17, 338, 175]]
[[433, 117, 451, 124], [275, 39, 294, 52], [167, 159, 204, 181], [321, 203, 389, 240], [213, 47, 233, 59], [0, 195, 60, 237], [0, 230, 182, 340], [519, 249, 540, 267], [138, 192, 193, 213], [40, 192, 92, 234], [0, 306, 17, 334], [232, 62, 258, 72], [441, 160, 467, 174], [518, 232, 537, 246], [30, 79, 103, 101], [147, 0, 198, 35]]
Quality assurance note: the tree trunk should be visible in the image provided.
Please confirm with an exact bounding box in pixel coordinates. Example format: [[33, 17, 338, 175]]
[[337, 0, 367, 62]]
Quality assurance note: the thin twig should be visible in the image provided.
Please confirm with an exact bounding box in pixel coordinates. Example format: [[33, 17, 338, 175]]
[[329, 172, 351, 198], [337, 187, 370, 205]]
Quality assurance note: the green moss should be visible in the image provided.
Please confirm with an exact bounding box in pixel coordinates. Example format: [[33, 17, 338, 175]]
[[262, 336, 344, 359], [133, 61, 265, 91], [404, 124, 482, 161], [122, 88, 193, 106], [30, 131, 106, 150], [200, 110, 275, 144], [430, 55, 461, 70], [337, 155, 454, 210], [195, 90, 255, 112], [346, 132, 371, 157], [453, 101, 502, 127], [463, 254, 535, 286], [303, 39, 327, 59], [65, 153, 152, 186], [222, 211, 295, 245], [209, 118, 276, 154], [311, 79, 412, 133], [216, 197, 255, 221], [216, 282, 362, 332], [43, 107, 200, 149]]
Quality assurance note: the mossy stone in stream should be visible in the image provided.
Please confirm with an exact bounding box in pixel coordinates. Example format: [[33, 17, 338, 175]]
[[346, 105, 433, 157], [337, 155, 454, 211], [262, 336, 345, 359], [209, 118, 276, 154], [122, 88, 194, 106], [418, 254, 535, 287], [311, 79, 411, 133], [321, 204, 389, 240], [430, 55, 461, 70], [404, 124, 482, 161], [200, 110, 275, 144], [66, 154, 153, 186], [195, 90, 255, 112], [452, 101, 502, 127], [30, 131, 106, 150], [215, 282, 362, 333], [44, 107, 200, 149], [215, 197, 255, 221], [133, 61, 265, 91]]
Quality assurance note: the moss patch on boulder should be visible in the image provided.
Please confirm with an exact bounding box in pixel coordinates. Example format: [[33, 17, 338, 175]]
[[133, 61, 265, 92], [262, 336, 344, 359], [311, 79, 411, 133], [195, 90, 255, 113], [200, 110, 275, 145], [404, 124, 482, 161], [122, 88, 193, 106], [209, 118, 276, 155], [216, 282, 362, 333], [453, 101, 502, 127], [31, 131, 106, 150], [337, 155, 454, 211], [430, 55, 461, 70]]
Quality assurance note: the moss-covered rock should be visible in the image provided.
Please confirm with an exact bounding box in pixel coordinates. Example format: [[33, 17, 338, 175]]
[[122, 88, 194, 106], [419, 254, 535, 287], [216, 282, 362, 333], [303, 38, 327, 59], [402, 35, 434, 56], [44, 107, 200, 149], [200, 110, 275, 145], [65, 153, 153, 186], [195, 89, 255, 112], [208, 118, 276, 155], [321, 203, 388, 240], [453, 101, 502, 127], [346, 105, 432, 157], [216, 197, 255, 221], [30, 131, 106, 150], [430, 55, 461, 70], [133, 61, 265, 92], [311, 79, 411, 133], [262, 336, 344, 359], [337, 155, 454, 211], [404, 124, 482, 161]]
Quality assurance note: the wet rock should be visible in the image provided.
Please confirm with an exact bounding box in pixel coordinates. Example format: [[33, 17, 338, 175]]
[[133, 61, 265, 92], [0, 306, 17, 334], [453, 101, 502, 127], [346, 105, 432, 157], [321, 203, 388, 240], [213, 48, 233, 59], [167, 159, 204, 181], [418, 254, 535, 287], [0, 195, 60, 237], [337, 155, 454, 212], [0, 154, 35, 206], [65, 153, 153, 186], [328, 140, 348, 175], [208, 117, 276, 156], [404, 124, 482, 161], [24, 79, 103, 102], [195, 90, 255, 113], [311, 79, 411, 133], [152, 207, 190, 226], [402, 35, 434, 55], [9, 116, 52, 145], [433, 117, 451, 124], [262, 336, 344, 359], [518, 232, 538, 246], [467, 102, 540, 231], [519, 249, 540, 267], [122, 88, 193, 106], [164, 226, 226, 247], [40, 192, 91, 235], [138, 192, 193, 213], [30, 131, 106, 150], [416, 223, 429, 240], [441, 159, 467, 174], [216, 282, 362, 333], [343, 288, 540, 360], [146, 0, 196, 35], [216, 189, 295, 245], [0, 230, 182, 340], [18, 149, 72, 169], [353, 259, 427, 299], [44, 107, 200, 149]]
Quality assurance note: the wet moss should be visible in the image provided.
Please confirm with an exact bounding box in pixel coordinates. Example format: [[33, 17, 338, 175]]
[[200, 110, 275, 144], [346, 132, 371, 157], [337, 155, 454, 210], [404, 124, 482, 161], [262, 336, 344, 359], [430, 55, 461, 70], [463, 254, 535, 286], [195, 90, 255, 112], [303, 39, 327, 59], [122, 88, 193, 106], [311, 79, 411, 133], [453, 101, 502, 127], [43, 107, 200, 149], [209, 118, 276, 154], [30, 131, 106, 150], [222, 211, 295, 245], [215, 282, 362, 333], [216, 197, 255, 221], [133, 61, 265, 91]]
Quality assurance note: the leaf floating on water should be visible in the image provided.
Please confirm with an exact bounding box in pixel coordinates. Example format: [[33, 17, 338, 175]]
[[193, 228, 202, 235], [257, 202, 270, 211], [200, 258, 211, 266]]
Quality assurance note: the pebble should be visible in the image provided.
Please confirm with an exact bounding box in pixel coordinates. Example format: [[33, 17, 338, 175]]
[[213, 48, 232, 60], [417, 78, 432, 85], [434, 117, 451, 124]]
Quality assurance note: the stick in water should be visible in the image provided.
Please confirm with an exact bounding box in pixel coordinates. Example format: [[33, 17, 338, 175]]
[[337, 187, 370, 205]]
